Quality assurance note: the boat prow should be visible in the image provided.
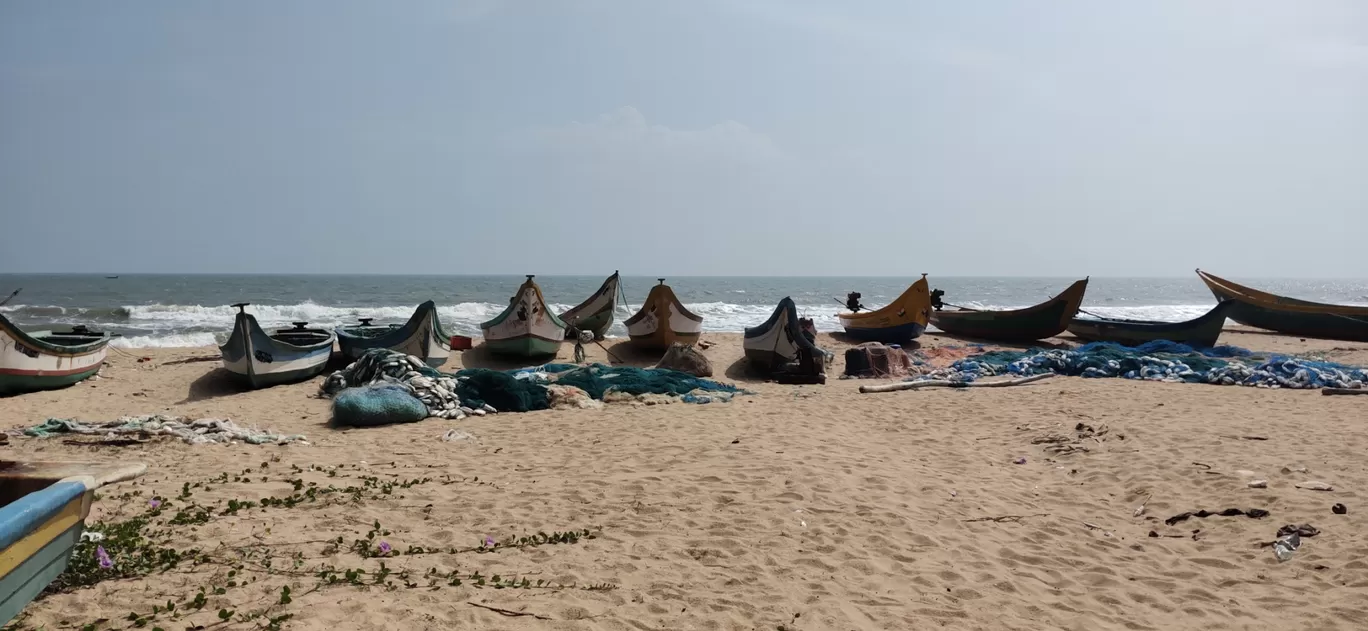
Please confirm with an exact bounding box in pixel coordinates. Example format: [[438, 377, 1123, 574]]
[[837, 275, 932, 343], [745, 297, 828, 372], [560, 272, 621, 340], [336, 301, 451, 366], [624, 279, 703, 350], [480, 276, 566, 357]]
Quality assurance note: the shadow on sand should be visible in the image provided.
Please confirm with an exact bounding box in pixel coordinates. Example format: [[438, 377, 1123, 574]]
[[458, 343, 563, 371], [178, 367, 252, 404]]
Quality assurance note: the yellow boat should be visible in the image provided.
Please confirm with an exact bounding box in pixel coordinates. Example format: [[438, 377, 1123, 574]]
[[837, 275, 933, 343]]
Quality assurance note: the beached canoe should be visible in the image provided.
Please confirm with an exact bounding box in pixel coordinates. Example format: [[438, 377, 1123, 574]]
[[931, 279, 1089, 343], [480, 276, 566, 357], [559, 271, 620, 340], [745, 297, 826, 372], [1, 460, 147, 624], [624, 279, 703, 350], [0, 315, 111, 396], [336, 301, 451, 367], [1068, 301, 1231, 348], [837, 275, 933, 343], [1197, 269, 1368, 342], [219, 304, 335, 389]]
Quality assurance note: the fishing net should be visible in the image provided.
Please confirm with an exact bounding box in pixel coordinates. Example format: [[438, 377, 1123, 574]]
[[550, 363, 741, 400], [332, 383, 429, 427], [844, 343, 915, 378], [451, 368, 550, 412]]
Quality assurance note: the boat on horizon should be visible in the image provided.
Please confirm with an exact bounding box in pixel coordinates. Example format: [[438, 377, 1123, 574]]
[[559, 271, 621, 340], [837, 275, 933, 343], [336, 301, 451, 366], [218, 304, 335, 389], [1196, 269, 1368, 342], [930, 278, 1089, 343], [624, 279, 703, 350], [1068, 301, 1231, 348], [0, 316, 112, 396], [480, 276, 566, 357]]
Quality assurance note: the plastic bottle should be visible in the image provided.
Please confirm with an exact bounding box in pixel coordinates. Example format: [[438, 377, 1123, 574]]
[[1273, 532, 1301, 562]]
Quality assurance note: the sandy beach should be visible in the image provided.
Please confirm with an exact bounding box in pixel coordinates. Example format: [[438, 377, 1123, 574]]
[[4, 329, 1368, 630]]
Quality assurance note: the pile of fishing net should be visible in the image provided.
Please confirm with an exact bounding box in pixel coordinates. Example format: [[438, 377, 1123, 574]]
[[322, 349, 743, 427], [844, 342, 918, 378], [22, 416, 307, 445], [917, 341, 1367, 390]]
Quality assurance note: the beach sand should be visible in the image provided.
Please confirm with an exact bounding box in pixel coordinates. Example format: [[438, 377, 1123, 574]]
[[4, 329, 1368, 630]]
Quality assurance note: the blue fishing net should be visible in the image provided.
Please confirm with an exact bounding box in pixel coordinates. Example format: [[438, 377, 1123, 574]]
[[332, 383, 429, 427]]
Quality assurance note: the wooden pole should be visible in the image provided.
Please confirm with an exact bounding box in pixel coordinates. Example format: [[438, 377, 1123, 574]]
[[859, 373, 1055, 393], [1322, 387, 1368, 396]]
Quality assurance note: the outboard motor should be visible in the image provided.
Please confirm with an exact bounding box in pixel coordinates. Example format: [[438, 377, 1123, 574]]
[[930, 289, 946, 311], [845, 292, 863, 313]]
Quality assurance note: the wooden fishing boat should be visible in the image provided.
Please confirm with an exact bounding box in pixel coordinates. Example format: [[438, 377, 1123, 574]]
[[480, 276, 566, 357], [1, 460, 147, 624], [624, 279, 703, 350], [0, 315, 111, 396], [336, 301, 451, 366], [744, 297, 826, 371], [1067, 301, 1231, 348], [219, 304, 335, 389], [1197, 269, 1368, 342], [559, 271, 620, 340], [837, 275, 933, 343], [930, 278, 1089, 342]]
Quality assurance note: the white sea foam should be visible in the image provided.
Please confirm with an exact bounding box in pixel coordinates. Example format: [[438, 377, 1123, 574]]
[[98, 301, 1235, 347]]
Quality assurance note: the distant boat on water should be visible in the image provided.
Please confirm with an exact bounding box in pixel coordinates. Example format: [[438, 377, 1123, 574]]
[[105, 276, 119, 279]]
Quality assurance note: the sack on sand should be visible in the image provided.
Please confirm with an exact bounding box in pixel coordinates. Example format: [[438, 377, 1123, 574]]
[[332, 383, 429, 427], [655, 343, 713, 378]]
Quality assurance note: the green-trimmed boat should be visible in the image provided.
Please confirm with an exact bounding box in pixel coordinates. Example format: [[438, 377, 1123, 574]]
[[930, 278, 1089, 343], [0, 315, 112, 396], [336, 301, 452, 367], [1, 460, 147, 624], [480, 276, 565, 357], [559, 271, 621, 340]]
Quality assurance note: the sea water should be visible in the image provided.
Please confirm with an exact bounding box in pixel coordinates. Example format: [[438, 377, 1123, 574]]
[[1, 274, 1365, 348]]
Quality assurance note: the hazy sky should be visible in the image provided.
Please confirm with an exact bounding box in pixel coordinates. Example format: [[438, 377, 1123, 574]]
[[2, 1, 1364, 276]]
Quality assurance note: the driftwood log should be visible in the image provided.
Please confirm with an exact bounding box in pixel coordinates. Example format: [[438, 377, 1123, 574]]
[[1322, 387, 1368, 396], [859, 373, 1055, 394]]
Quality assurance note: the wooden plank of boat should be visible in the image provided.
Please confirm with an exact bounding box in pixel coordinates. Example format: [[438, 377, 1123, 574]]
[[335, 301, 452, 366], [930, 278, 1089, 343], [0, 316, 111, 396], [1197, 269, 1368, 342], [559, 271, 620, 340], [218, 304, 335, 389], [624, 279, 703, 350], [837, 275, 933, 343], [480, 276, 566, 357], [1067, 301, 1231, 348], [1, 461, 147, 624]]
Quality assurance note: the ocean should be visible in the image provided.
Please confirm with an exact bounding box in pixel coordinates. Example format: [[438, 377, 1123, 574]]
[[2, 274, 1366, 348]]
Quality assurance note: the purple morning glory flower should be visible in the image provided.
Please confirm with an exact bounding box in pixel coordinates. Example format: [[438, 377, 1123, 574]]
[[484, 535, 496, 548], [378, 541, 392, 555], [149, 498, 162, 509], [96, 545, 114, 569]]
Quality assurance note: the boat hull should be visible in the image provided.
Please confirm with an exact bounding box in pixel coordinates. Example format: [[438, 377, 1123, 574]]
[[560, 273, 620, 339], [336, 301, 451, 367], [0, 316, 109, 396], [931, 279, 1088, 343], [1197, 270, 1368, 342], [481, 278, 565, 357], [1067, 302, 1230, 348], [1, 462, 146, 625], [219, 313, 334, 389], [743, 297, 829, 371], [838, 277, 932, 344], [624, 282, 704, 351]]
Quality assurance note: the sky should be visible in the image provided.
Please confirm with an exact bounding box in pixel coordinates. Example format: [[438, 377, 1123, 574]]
[[1, 1, 1364, 277]]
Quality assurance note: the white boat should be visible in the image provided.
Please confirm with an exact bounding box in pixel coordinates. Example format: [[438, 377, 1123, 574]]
[[335, 301, 451, 366], [624, 279, 703, 350], [0, 316, 111, 396], [219, 304, 335, 389], [480, 276, 566, 356]]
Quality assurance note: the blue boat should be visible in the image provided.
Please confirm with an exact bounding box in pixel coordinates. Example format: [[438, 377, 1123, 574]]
[[1, 461, 147, 624], [335, 301, 451, 367], [219, 304, 335, 389]]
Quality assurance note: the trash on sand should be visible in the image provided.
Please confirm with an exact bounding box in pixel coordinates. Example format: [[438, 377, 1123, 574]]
[[442, 429, 476, 442], [1248, 479, 1268, 489], [1333, 503, 1348, 515], [1295, 481, 1334, 492], [1164, 507, 1270, 526]]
